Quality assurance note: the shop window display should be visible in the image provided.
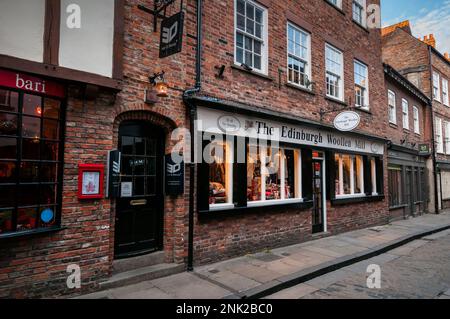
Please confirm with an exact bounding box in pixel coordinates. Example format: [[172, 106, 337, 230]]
[[208, 139, 233, 207]]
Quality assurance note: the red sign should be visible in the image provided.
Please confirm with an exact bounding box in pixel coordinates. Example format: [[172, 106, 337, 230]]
[[78, 164, 105, 200], [0, 69, 65, 98]]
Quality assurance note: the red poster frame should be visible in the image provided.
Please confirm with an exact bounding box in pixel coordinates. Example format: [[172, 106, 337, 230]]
[[78, 164, 105, 200]]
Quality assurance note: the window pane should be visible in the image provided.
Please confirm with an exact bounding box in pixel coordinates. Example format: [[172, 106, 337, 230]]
[[0, 137, 17, 159], [147, 176, 156, 195], [122, 156, 133, 175], [209, 141, 228, 205], [236, 48, 244, 64], [255, 8, 263, 23], [121, 136, 134, 155], [0, 90, 19, 112], [23, 94, 42, 117], [237, 14, 245, 31], [342, 155, 351, 195], [0, 162, 16, 183], [43, 98, 60, 119], [237, 0, 245, 16], [133, 158, 146, 175], [40, 184, 57, 205], [41, 163, 58, 183], [134, 176, 145, 196], [265, 147, 281, 200], [42, 119, 59, 140], [247, 144, 262, 202], [22, 138, 40, 160], [284, 150, 296, 199], [41, 141, 59, 161], [17, 207, 38, 231], [20, 162, 40, 183], [334, 154, 341, 196], [246, 2, 254, 19], [0, 186, 15, 208], [18, 185, 39, 206], [135, 138, 146, 155], [0, 113, 18, 136], [354, 156, 363, 194], [0, 209, 13, 234], [22, 116, 41, 138]]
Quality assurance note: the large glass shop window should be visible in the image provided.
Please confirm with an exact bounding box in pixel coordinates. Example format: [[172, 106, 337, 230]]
[[208, 138, 233, 208], [247, 144, 302, 204], [334, 153, 364, 197], [0, 88, 63, 235]]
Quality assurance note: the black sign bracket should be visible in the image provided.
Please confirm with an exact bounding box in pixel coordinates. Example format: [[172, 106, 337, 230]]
[[138, 0, 182, 32]]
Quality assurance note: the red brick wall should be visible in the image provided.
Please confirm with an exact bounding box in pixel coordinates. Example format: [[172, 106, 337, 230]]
[[192, 0, 390, 265]]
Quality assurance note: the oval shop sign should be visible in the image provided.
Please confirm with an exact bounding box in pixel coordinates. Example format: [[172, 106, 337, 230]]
[[333, 111, 361, 132]]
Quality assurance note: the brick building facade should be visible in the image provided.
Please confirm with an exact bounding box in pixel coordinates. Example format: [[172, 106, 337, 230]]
[[382, 20, 450, 211], [383, 64, 432, 221], [0, 0, 392, 298]]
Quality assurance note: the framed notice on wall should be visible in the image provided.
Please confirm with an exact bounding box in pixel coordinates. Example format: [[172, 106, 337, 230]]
[[78, 164, 105, 199]]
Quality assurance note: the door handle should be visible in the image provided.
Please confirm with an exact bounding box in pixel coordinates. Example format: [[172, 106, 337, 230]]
[[130, 199, 148, 206]]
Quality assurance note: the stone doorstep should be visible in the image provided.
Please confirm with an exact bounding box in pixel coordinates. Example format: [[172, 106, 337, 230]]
[[99, 263, 185, 291], [113, 251, 166, 274]]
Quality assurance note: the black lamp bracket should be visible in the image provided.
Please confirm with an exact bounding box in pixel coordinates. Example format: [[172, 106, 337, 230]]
[[138, 0, 181, 32], [149, 71, 166, 85]]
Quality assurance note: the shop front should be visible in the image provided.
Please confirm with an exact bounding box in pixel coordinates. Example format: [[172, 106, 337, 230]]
[[190, 98, 387, 264], [387, 145, 429, 220], [0, 68, 65, 237]]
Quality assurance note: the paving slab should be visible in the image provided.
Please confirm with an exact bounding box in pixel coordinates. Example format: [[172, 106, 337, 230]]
[[264, 283, 318, 299]]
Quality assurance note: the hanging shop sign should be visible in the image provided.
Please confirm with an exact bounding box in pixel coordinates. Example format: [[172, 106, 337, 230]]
[[165, 154, 185, 195], [418, 143, 430, 155], [0, 68, 65, 98], [333, 111, 361, 132], [106, 150, 121, 198], [159, 11, 185, 58], [197, 106, 385, 156], [78, 164, 105, 200]]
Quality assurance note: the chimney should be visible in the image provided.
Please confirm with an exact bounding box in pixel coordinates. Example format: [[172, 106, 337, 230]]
[[445, 52, 450, 61], [422, 34, 436, 48]]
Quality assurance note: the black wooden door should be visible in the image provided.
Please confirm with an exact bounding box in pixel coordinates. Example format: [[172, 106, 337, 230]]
[[114, 122, 164, 259], [312, 160, 324, 234]]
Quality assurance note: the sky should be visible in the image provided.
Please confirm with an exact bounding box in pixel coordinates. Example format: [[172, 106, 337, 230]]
[[381, 0, 450, 54]]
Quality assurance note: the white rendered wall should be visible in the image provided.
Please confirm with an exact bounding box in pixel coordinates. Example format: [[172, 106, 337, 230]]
[[0, 0, 46, 62]]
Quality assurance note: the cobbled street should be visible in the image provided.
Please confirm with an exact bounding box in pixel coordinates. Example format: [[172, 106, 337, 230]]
[[267, 230, 450, 299]]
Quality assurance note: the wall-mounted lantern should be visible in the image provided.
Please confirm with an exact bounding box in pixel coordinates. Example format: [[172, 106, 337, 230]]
[[149, 71, 168, 98]]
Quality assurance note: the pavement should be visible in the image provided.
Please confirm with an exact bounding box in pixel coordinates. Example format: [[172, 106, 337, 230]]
[[79, 211, 450, 299]]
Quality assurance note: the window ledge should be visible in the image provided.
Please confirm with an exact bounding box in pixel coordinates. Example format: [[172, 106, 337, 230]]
[[389, 122, 398, 128], [285, 83, 316, 95], [231, 64, 274, 81], [355, 106, 372, 114], [325, 96, 347, 106], [331, 194, 385, 205], [198, 200, 314, 218], [0, 226, 66, 240], [352, 20, 370, 33]]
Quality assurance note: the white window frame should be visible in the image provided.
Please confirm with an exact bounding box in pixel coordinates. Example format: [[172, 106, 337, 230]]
[[247, 146, 303, 208], [354, 60, 369, 109], [371, 158, 378, 196], [443, 78, 449, 107], [325, 44, 344, 101], [234, 0, 269, 75], [352, 0, 367, 27], [335, 154, 365, 199], [413, 106, 420, 134], [445, 121, 450, 155], [433, 72, 441, 102], [402, 99, 409, 130], [208, 138, 235, 211], [436, 117, 444, 154], [388, 90, 397, 124], [286, 22, 312, 90]]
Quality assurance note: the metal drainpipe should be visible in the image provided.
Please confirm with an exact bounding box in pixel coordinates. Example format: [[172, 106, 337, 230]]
[[428, 45, 440, 214], [183, 0, 202, 272]]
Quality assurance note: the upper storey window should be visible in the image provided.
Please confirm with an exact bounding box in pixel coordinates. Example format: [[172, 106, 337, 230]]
[[326, 44, 344, 101], [235, 0, 268, 74], [352, 0, 367, 27], [326, 0, 343, 9], [354, 60, 369, 109], [287, 23, 312, 89], [433, 72, 441, 102]]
